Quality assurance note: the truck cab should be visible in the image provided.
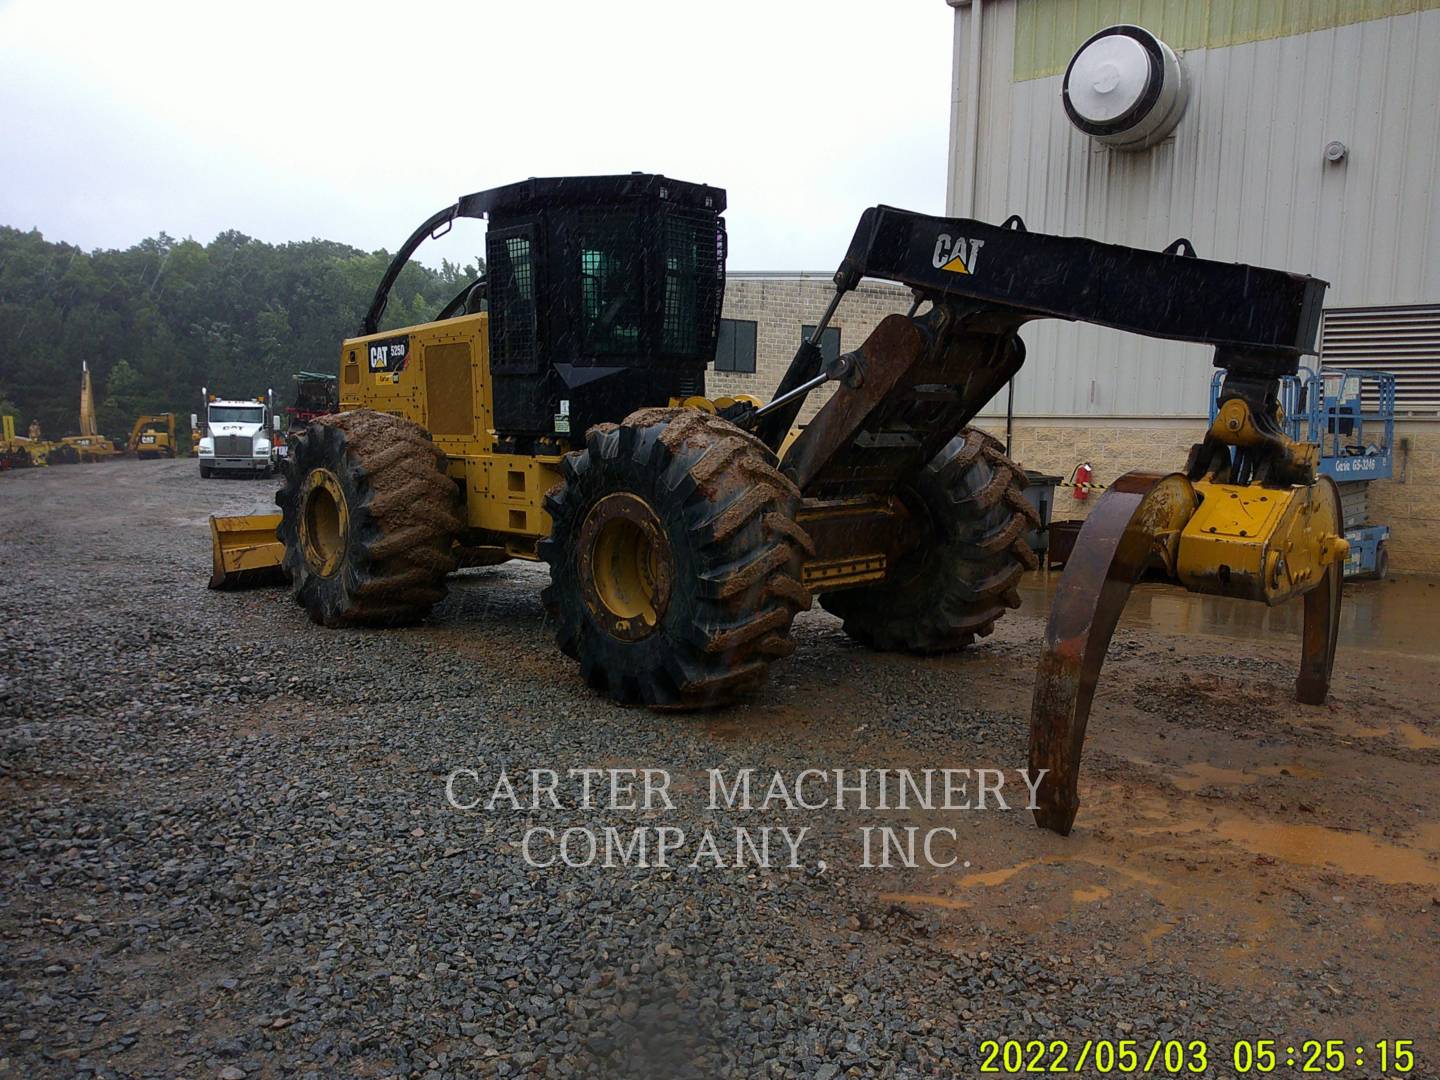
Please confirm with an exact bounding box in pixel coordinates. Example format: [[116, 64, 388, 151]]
[[198, 397, 278, 478]]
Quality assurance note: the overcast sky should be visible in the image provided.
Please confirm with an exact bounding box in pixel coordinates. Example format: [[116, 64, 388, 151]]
[[1, 0, 955, 270]]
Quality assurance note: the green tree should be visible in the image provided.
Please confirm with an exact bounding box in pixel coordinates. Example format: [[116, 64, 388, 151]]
[[0, 223, 481, 438], [98, 359, 145, 438]]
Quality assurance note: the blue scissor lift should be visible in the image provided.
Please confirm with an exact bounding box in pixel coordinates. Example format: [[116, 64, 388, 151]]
[[1211, 368, 1396, 579]]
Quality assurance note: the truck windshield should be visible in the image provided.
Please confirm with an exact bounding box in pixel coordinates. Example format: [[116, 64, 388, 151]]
[[209, 407, 264, 424]]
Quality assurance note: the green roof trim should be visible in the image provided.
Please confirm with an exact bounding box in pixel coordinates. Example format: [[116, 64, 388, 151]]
[[1014, 0, 1440, 81]]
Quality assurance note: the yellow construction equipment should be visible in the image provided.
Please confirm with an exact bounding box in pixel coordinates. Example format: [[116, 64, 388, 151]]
[[1025, 373, 1355, 833], [4, 368, 133, 469], [209, 515, 287, 589], [1, 414, 52, 469], [53, 363, 120, 463], [128, 413, 178, 458], [208, 177, 1344, 774], [54, 435, 118, 463]]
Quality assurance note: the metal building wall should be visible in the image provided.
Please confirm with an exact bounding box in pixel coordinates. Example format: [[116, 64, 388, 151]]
[[951, 0, 1440, 417]]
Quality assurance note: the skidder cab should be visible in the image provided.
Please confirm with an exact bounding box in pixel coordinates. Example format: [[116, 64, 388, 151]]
[[351, 174, 729, 449]]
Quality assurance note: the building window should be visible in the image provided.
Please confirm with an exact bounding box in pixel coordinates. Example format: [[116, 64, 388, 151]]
[[802, 325, 841, 366], [714, 318, 757, 374]]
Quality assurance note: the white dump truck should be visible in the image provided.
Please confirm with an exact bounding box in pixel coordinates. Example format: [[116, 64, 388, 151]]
[[196, 392, 283, 478]]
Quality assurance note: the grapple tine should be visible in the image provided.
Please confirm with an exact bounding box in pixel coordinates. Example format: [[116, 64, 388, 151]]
[[1297, 566, 1341, 704], [1295, 477, 1344, 705], [1028, 472, 1197, 834]]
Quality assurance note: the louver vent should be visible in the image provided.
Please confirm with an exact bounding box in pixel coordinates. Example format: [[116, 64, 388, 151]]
[[1320, 305, 1440, 415]]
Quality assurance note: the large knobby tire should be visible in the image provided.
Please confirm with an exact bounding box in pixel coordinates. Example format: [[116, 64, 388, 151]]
[[820, 427, 1039, 652], [277, 410, 461, 627], [541, 407, 813, 709]]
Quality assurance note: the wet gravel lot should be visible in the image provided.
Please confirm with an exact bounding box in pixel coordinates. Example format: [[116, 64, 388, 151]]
[[2, 459, 1436, 1078]]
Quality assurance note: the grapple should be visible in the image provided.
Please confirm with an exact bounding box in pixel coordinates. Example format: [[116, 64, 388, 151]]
[[744, 208, 1339, 836], [1025, 399, 1347, 834]]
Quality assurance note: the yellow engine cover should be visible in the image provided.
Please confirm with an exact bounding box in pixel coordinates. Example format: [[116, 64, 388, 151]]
[[1176, 479, 1347, 606]]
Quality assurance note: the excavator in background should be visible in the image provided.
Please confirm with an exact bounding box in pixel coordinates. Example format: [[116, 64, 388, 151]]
[[127, 413, 179, 458], [53, 363, 121, 463], [5, 370, 180, 470], [207, 175, 1348, 835]]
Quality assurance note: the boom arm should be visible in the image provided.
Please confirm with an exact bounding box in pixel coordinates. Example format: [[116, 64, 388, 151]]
[[79, 362, 98, 437], [756, 207, 1325, 451], [833, 206, 1324, 356]]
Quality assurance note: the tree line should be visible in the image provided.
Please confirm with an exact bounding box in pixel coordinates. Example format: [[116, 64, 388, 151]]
[[0, 225, 482, 440]]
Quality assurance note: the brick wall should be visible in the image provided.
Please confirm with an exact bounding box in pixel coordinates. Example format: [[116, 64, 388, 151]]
[[709, 276, 913, 421], [968, 418, 1198, 522], [1368, 423, 1440, 574]]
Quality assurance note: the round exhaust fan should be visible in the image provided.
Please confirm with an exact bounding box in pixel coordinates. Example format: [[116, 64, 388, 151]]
[[1062, 24, 1188, 150]]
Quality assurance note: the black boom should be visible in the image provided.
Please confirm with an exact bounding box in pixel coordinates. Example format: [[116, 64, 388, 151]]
[[756, 205, 1328, 474]]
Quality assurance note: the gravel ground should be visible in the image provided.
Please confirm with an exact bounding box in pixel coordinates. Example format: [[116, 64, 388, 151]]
[[2, 459, 1436, 1079]]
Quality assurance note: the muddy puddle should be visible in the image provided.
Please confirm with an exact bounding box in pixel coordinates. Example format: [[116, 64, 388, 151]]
[[1018, 570, 1440, 658], [859, 571, 1440, 1033]]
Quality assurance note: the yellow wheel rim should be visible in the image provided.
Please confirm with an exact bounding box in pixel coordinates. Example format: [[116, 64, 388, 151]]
[[299, 468, 349, 577], [578, 493, 673, 641]]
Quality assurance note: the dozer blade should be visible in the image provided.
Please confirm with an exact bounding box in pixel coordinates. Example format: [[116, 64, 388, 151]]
[[209, 514, 287, 590], [1028, 471, 1346, 835]]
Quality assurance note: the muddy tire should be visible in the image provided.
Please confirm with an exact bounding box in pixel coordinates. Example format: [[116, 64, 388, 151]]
[[277, 409, 461, 627], [819, 427, 1039, 653], [541, 407, 813, 709]]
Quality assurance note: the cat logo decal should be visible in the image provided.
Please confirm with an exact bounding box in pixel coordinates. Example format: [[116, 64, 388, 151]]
[[932, 234, 985, 275]]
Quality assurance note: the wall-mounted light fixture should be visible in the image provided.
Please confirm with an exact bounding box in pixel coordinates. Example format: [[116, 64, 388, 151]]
[[1062, 25, 1188, 150]]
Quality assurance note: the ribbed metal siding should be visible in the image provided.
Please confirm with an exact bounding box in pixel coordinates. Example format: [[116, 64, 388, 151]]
[[962, 1, 1440, 418], [1320, 305, 1440, 414]]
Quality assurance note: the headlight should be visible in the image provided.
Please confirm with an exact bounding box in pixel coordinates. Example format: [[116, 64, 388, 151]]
[[253, 441, 271, 456], [199, 439, 214, 457]]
